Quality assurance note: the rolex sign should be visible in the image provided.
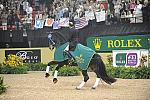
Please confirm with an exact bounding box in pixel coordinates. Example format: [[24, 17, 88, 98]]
[[86, 35, 150, 52], [5, 50, 41, 63]]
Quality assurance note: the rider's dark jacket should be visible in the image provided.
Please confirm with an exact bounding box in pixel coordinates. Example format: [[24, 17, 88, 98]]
[[68, 27, 79, 51]]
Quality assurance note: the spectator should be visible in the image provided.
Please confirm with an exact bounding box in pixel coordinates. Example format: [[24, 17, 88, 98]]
[[22, 14, 32, 30], [1, 11, 8, 30], [7, 10, 14, 30], [19, 0, 24, 15], [0, 0, 149, 31], [14, 11, 21, 30], [114, 2, 121, 22], [143, 0, 150, 22], [26, 14, 32, 30], [133, 0, 143, 23], [23, 0, 29, 15], [100, 1, 105, 11], [42, 12, 48, 21], [134, 0, 143, 16], [26, 4, 33, 17], [108, 0, 114, 13], [95, 1, 101, 12], [129, 0, 136, 15], [120, 0, 128, 16], [35, 11, 43, 20], [0, 2, 4, 10]]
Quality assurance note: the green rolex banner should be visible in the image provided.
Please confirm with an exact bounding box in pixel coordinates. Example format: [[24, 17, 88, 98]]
[[70, 44, 96, 70], [87, 35, 150, 52], [54, 42, 69, 61]]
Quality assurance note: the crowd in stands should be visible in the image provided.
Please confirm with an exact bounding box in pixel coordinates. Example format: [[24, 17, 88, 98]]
[[0, 0, 150, 30]]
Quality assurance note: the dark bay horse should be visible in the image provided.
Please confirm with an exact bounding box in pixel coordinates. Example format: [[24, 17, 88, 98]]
[[45, 31, 116, 89]]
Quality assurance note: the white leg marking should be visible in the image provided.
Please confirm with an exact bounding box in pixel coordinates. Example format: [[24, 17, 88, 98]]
[[76, 81, 86, 89], [46, 66, 50, 73], [54, 70, 58, 78], [92, 78, 100, 89]]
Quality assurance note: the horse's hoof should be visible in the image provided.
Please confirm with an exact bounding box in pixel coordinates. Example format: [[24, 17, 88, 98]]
[[53, 78, 58, 84], [45, 73, 50, 78], [76, 87, 81, 90], [91, 87, 96, 89]]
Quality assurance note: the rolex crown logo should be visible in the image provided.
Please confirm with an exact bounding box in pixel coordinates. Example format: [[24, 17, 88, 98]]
[[93, 38, 102, 50]]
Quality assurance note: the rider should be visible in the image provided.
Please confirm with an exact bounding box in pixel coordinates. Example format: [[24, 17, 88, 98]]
[[63, 21, 79, 63]]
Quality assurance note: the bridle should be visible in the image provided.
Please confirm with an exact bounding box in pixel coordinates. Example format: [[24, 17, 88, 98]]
[[48, 33, 56, 50]]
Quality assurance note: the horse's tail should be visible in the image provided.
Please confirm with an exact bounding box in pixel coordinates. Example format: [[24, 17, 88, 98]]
[[95, 54, 117, 85]]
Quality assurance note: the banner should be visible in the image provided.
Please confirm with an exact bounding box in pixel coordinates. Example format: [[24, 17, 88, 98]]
[[53, 20, 61, 29], [5, 50, 41, 63], [34, 19, 44, 29], [95, 11, 106, 22], [59, 18, 69, 27], [45, 18, 54, 27], [87, 35, 150, 52], [113, 50, 140, 67], [85, 11, 95, 21], [130, 15, 143, 23]]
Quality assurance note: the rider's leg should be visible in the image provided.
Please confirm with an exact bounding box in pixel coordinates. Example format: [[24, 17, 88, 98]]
[[76, 70, 89, 90], [63, 50, 74, 62]]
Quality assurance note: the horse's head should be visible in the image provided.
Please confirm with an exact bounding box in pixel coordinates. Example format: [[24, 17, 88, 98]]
[[48, 33, 56, 51], [48, 31, 68, 50]]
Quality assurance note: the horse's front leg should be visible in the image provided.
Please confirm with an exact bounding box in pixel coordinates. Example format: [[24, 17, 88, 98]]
[[53, 70, 58, 84], [53, 61, 68, 84], [45, 61, 59, 78], [76, 70, 89, 90]]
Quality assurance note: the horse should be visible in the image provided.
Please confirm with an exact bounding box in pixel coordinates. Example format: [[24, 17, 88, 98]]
[[45, 31, 117, 90]]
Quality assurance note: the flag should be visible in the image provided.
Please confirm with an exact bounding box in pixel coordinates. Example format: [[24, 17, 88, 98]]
[[34, 19, 44, 29], [53, 20, 60, 29], [95, 11, 106, 22], [45, 18, 54, 27], [75, 17, 88, 30], [59, 18, 69, 27]]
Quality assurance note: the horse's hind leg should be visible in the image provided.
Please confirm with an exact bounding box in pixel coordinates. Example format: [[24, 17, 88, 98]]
[[76, 70, 89, 90], [92, 72, 101, 89], [90, 64, 101, 89]]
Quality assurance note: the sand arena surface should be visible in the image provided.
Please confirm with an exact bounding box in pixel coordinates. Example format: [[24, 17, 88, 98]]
[[0, 71, 150, 100]]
